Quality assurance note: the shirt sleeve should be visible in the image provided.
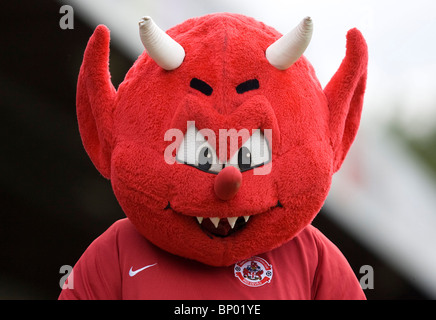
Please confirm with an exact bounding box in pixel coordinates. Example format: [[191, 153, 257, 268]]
[[311, 227, 366, 300], [58, 223, 122, 300]]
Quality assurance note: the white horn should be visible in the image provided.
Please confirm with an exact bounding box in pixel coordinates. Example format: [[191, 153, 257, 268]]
[[139, 16, 185, 70], [266, 17, 313, 70]]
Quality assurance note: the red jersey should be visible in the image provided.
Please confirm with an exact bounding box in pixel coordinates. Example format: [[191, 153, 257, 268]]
[[58, 218, 365, 300]]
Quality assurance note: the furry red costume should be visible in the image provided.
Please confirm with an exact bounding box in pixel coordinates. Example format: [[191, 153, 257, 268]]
[[59, 13, 368, 300]]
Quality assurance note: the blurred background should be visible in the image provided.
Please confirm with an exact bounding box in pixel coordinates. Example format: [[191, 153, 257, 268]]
[[1, 0, 435, 299]]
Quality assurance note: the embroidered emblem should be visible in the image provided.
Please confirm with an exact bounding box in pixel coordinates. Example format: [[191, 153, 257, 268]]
[[234, 256, 273, 287]]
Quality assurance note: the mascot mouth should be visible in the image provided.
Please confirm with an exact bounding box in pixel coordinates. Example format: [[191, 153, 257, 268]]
[[166, 201, 282, 238], [196, 216, 250, 237]]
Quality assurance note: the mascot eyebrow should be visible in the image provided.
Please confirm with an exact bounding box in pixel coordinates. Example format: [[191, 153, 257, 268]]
[[190, 78, 213, 96], [236, 79, 260, 94]]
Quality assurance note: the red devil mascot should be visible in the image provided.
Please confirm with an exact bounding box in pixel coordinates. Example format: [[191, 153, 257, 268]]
[[59, 13, 368, 300]]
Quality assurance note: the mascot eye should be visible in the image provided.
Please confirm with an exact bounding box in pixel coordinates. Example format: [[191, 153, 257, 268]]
[[197, 147, 213, 171], [238, 147, 252, 171], [176, 126, 222, 174], [229, 130, 271, 172]]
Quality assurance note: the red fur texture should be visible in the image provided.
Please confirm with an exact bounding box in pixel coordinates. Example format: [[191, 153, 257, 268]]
[[77, 13, 368, 266]]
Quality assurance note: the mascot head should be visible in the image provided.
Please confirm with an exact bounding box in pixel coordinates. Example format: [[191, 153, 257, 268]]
[[77, 13, 367, 266]]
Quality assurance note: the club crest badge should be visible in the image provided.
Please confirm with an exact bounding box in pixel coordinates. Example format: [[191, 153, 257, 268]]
[[234, 256, 273, 287]]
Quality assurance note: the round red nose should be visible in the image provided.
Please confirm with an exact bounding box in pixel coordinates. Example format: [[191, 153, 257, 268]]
[[214, 166, 242, 201]]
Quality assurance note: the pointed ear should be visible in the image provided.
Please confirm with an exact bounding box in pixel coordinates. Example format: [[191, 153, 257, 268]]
[[324, 28, 368, 172], [77, 25, 116, 179]]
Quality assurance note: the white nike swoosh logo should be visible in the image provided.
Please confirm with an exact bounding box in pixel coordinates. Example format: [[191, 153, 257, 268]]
[[129, 263, 158, 277]]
